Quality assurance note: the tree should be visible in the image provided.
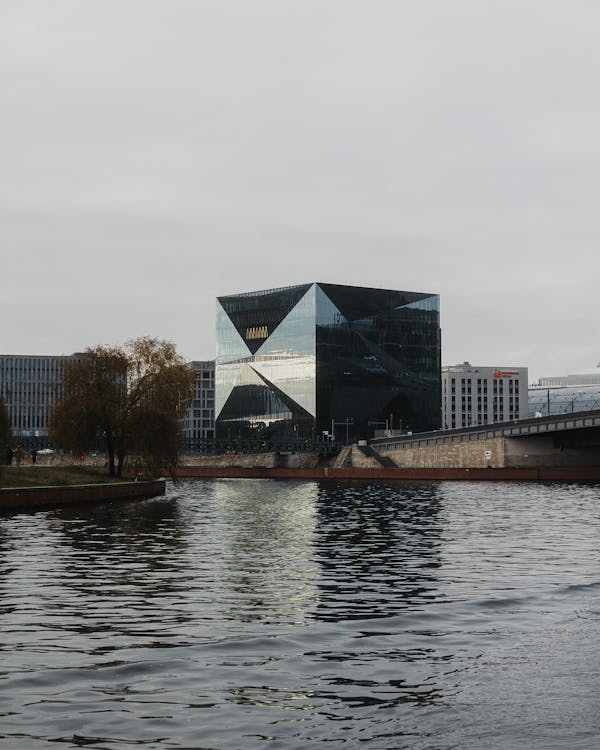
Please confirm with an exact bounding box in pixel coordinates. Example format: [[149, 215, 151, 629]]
[[49, 337, 195, 477]]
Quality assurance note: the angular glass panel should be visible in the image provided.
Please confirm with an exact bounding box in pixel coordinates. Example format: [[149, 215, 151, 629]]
[[252, 284, 316, 417], [316, 285, 441, 437], [405, 297, 439, 313], [215, 301, 251, 418], [217, 364, 292, 428], [317, 283, 431, 322], [315, 284, 347, 327], [218, 283, 312, 354]]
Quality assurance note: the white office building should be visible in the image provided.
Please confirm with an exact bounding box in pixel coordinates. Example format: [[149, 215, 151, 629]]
[[179, 360, 215, 445], [442, 362, 529, 430]]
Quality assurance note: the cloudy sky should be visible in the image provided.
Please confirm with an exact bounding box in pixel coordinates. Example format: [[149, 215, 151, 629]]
[[2, 1, 599, 381]]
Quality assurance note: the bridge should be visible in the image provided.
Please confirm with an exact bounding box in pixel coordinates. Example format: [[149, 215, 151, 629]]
[[371, 409, 600, 470]]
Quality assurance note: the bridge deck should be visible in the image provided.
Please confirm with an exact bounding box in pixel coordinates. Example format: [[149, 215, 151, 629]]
[[371, 409, 600, 452]]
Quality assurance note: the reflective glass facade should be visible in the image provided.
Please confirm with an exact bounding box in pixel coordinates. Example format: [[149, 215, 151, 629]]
[[216, 283, 441, 441], [528, 384, 600, 417]]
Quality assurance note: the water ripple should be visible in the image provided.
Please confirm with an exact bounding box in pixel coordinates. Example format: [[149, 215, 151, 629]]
[[2, 479, 600, 748]]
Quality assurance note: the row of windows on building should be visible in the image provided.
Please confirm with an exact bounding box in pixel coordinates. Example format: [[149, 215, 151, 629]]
[[0, 356, 68, 439], [177, 361, 215, 443], [442, 364, 529, 430], [0, 355, 216, 445], [450, 378, 520, 394]]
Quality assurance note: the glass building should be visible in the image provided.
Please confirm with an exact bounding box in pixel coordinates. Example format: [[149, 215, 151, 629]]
[[215, 283, 441, 443], [528, 372, 600, 417], [528, 384, 600, 417]]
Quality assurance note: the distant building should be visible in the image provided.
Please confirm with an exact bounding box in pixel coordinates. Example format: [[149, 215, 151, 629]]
[[0, 354, 72, 447], [529, 372, 600, 417], [0, 353, 216, 452], [179, 360, 215, 446], [536, 372, 600, 387], [442, 362, 528, 429], [215, 282, 441, 442]]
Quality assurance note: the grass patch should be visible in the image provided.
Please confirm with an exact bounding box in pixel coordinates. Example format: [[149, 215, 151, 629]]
[[0, 466, 138, 489]]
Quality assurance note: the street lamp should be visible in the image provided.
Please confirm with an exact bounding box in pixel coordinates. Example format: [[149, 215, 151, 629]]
[[331, 417, 354, 445]]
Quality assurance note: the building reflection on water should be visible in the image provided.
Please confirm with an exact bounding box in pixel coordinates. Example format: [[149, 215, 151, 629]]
[[313, 481, 443, 622], [1, 479, 453, 742], [217, 479, 447, 716], [208, 479, 443, 628], [209, 479, 321, 625]]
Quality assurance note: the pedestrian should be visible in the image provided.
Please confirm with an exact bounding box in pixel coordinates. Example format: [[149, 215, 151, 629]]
[[31, 448, 37, 465], [15, 444, 22, 466], [6, 446, 13, 466]]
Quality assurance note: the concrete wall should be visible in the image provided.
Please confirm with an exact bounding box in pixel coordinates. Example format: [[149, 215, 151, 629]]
[[504, 436, 600, 468]]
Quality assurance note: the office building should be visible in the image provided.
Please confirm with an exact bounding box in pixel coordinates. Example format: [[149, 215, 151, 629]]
[[179, 360, 215, 445], [442, 362, 528, 429], [215, 282, 441, 442], [0, 354, 71, 447]]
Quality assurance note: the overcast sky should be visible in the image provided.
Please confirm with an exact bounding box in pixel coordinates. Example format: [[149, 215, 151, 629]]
[[2, 1, 600, 382]]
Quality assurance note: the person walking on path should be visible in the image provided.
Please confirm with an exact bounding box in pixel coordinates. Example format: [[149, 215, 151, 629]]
[[6, 446, 13, 465], [31, 448, 37, 465], [15, 444, 22, 466]]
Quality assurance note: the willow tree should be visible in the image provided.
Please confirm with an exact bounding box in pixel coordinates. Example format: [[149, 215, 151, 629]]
[[49, 337, 195, 477]]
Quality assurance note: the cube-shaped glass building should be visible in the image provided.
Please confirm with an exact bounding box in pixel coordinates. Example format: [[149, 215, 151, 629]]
[[215, 283, 441, 442]]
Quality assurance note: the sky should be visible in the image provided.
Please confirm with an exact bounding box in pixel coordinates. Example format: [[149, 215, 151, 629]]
[[2, 0, 600, 383]]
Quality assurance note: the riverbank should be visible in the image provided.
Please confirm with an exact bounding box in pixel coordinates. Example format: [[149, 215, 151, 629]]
[[0, 467, 166, 512], [0, 466, 135, 489]]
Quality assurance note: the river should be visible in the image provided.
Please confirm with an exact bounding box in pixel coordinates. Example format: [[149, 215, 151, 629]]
[[2, 479, 600, 749]]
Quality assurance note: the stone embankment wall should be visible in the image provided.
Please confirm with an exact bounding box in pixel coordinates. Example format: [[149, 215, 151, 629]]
[[384, 438, 505, 469], [381, 434, 600, 469], [178, 452, 322, 470], [331, 445, 387, 468], [18, 434, 600, 474], [8, 451, 324, 471], [350, 446, 384, 468], [8, 453, 106, 468]]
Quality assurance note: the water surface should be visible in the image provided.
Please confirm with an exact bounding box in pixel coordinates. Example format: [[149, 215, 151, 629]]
[[2, 479, 600, 749]]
